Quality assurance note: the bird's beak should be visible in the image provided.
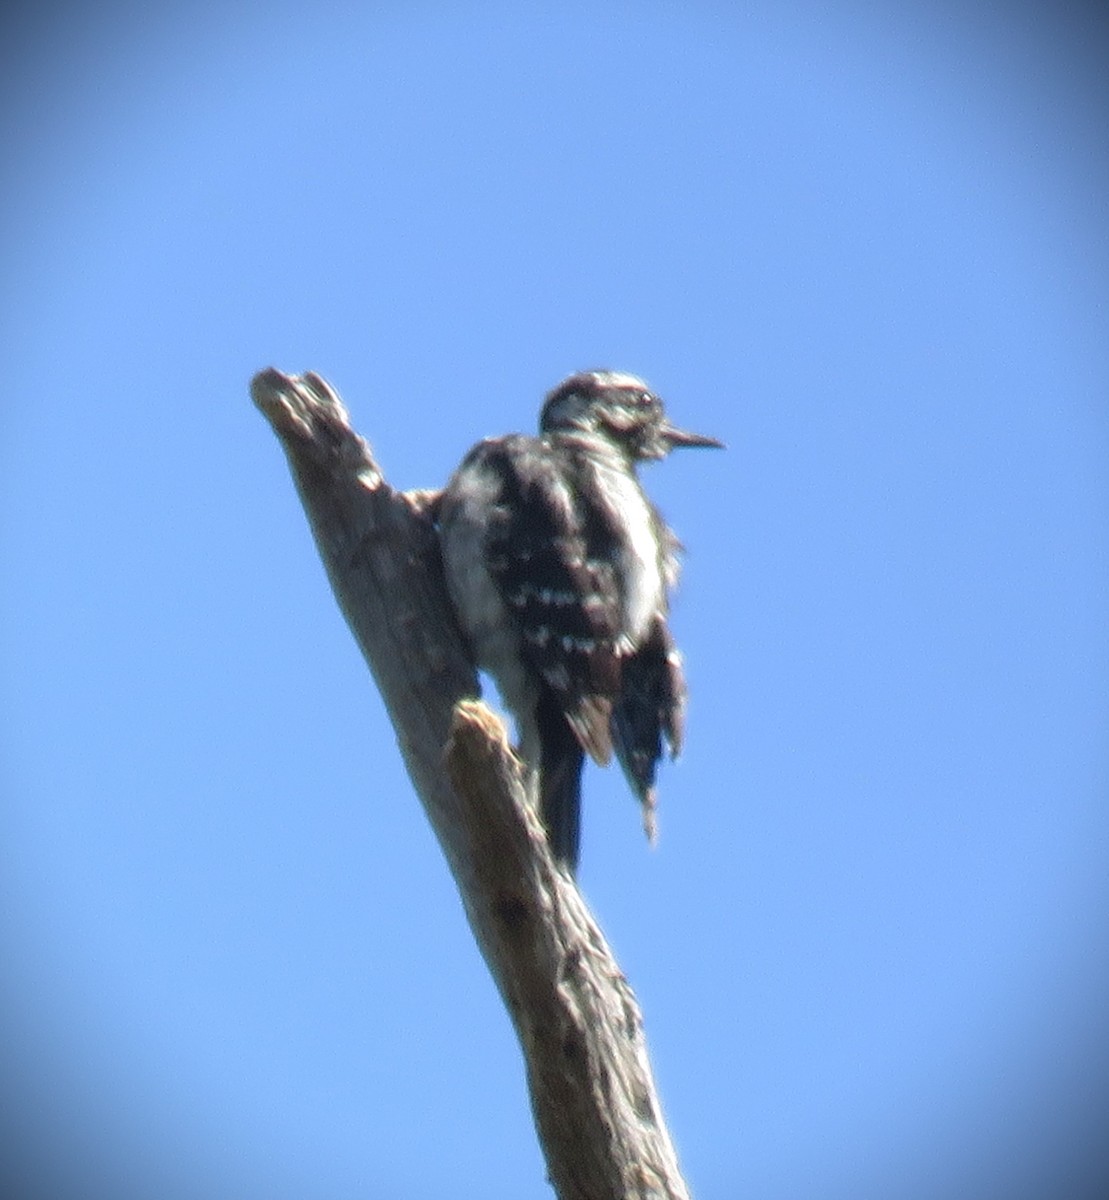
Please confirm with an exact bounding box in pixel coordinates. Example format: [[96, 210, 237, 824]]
[[660, 423, 725, 450]]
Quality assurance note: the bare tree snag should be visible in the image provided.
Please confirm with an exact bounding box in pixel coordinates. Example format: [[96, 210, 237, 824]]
[[251, 367, 691, 1200]]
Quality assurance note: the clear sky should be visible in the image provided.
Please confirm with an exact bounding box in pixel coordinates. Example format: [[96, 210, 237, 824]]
[[2, 2, 1108, 1198]]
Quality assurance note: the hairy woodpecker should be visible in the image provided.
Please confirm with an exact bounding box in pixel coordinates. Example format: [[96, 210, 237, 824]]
[[438, 370, 722, 873]]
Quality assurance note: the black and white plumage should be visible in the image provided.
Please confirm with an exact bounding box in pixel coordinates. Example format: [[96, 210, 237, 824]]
[[437, 370, 722, 873]]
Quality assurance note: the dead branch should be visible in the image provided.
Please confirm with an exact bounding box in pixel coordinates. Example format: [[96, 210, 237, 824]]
[[251, 367, 690, 1200]]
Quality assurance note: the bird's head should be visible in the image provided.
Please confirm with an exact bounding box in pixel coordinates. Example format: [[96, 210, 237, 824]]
[[539, 370, 723, 462]]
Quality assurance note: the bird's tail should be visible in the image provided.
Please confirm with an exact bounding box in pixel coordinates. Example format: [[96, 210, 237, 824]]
[[536, 691, 585, 873]]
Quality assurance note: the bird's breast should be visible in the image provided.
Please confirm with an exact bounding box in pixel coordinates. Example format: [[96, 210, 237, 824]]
[[585, 457, 666, 647]]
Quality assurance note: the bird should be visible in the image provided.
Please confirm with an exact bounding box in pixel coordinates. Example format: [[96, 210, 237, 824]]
[[437, 370, 722, 873]]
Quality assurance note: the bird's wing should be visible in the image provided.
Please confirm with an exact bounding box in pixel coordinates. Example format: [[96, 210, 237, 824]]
[[610, 616, 687, 838], [479, 436, 625, 765]]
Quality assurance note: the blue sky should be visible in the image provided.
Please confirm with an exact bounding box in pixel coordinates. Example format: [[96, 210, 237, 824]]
[[2, 2, 1107, 1198]]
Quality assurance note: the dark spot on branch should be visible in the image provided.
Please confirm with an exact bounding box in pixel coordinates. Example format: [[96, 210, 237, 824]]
[[494, 892, 531, 928], [561, 1031, 583, 1064]]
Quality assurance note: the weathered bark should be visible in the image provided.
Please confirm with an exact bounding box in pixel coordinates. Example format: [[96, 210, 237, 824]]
[[251, 367, 690, 1200]]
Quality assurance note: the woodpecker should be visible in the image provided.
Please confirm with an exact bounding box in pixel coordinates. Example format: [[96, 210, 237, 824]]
[[438, 370, 722, 873]]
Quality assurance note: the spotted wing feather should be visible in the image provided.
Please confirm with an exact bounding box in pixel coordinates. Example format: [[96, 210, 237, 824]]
[[477, 436, 626, 764]]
